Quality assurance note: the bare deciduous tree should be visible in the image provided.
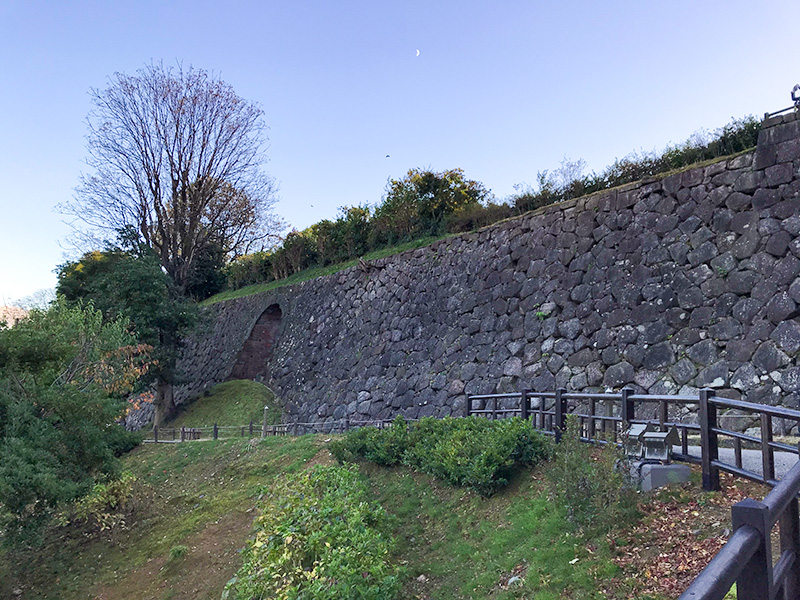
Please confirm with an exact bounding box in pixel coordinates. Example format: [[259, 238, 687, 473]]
[[61, 62, 282, 292]]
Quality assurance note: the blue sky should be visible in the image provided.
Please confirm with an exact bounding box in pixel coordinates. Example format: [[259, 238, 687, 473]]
[[1, 0, 799, 302]]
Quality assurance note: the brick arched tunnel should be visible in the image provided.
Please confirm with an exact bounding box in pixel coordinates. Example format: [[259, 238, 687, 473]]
[[229, 303, 282, 381]]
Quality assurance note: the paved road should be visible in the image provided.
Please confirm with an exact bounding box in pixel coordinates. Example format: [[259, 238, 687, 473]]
[[677, 446, 799, 481]]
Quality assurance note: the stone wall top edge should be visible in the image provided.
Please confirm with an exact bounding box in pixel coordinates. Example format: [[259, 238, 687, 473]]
[[209, 144, 761, 311]]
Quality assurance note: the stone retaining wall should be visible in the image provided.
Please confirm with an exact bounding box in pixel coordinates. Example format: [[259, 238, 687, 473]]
[[175, 111, 800, 430]]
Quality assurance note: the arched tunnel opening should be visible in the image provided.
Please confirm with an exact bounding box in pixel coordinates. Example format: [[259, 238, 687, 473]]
[[229, 303, 282, 381]]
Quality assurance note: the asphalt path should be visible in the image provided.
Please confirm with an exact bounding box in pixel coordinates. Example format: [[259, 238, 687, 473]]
[[676, 446, 799, 481]]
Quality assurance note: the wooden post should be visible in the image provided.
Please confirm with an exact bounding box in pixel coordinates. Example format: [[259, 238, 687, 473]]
[[603, 398, 614, 435], [621, 387, 634, 426], [659, 399, 668, 431], [779, 497, 800, 599], [153, 424, 158, 443], [554, 388, 567, 443], [249, 421, 254, 436], [180, 426, 186, 442], [213, 423, 218, 440], [521, 389, 529, 421], [538, 396, 545, 430], [731, 499, 771, 599], [699, 388, 720, 491], [761, 413, 775, 483], [734, 437, 742, 469]]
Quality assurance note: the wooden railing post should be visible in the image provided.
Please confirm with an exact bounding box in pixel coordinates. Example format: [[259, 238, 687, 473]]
[[153, 424, 158, 443], [521, 389, 529, 422], [180, 426, 186, 442], [761, 413, 775, 483], [621, 387, 634, 426], [780, 497, 800, 598], [731, 499, 771, 599], [555, 388, 567, 442], [213, 423, 218, 440], [699, 388, 720, 491], [249, 421, 254, 436]]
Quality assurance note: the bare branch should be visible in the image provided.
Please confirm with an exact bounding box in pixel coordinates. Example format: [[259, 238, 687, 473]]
[[59, 62, 281, 292]]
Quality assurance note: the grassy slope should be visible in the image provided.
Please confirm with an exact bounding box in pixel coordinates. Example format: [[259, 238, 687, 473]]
[[0, 432, 766, 600], [1, 435, 327, 600], [1, 437, 619, 600], [166, 380, 281, 429], [204, 235, 444, 305]]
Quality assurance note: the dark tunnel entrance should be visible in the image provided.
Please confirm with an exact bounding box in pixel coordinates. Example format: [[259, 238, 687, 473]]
[[229, 304, 282, 381]]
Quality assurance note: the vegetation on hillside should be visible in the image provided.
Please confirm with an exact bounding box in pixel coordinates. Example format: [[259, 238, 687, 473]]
[[0, 299, 144, 543], [217, 115, 760, 300], [331, 416, 553, 496], [57, 234, 200, 426], [0, 429, 767, 600], [230, 465, 402, 600], [167, 379, 281, 429]]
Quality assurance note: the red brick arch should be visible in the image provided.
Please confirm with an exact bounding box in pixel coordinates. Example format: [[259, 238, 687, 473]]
[[229, 304, 282, 380]]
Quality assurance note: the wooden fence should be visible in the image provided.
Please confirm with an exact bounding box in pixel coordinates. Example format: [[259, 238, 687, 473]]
[[467, 387, 800, 490], [467, 387, 800, 599], [145, 417, 399, 443]]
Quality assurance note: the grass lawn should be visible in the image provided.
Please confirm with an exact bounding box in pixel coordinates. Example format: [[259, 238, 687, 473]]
[[0, 432, 767, 600], [166, 380, 280, 430]]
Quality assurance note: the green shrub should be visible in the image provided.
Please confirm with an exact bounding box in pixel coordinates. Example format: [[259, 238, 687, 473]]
[[60, 471, 138, 532], [333, 416, 552, 496], [329, 415, 408, 466], [545, 416, 638, 535], [230, 465, 402, 600], [167, 544, 189, 562]]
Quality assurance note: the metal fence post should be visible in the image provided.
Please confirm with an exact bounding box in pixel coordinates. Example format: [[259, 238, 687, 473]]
[[153, 424, 158, 443], [249, 421, 254, 436], [262, 406, 269, 438], [521, 389, 529, 422], [731, 499, 771, 599], [555, 388, 567, 442], [465, 394, 471, 418], [213, 423, 218, 440], [699, 388, 720, 491]]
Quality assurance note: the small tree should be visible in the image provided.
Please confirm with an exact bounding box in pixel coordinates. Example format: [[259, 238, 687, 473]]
[[57, 236, 198, 427], [375, 168, 491, 242]]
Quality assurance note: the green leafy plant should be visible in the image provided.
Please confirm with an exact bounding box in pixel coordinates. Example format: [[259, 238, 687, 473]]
[[167, 544, 189, 562], [332, 416, 552, 496], [68, 471, 138, 532], [229, 464, 402, 600], [545, 416, 638, 534], [329, 415, 408, 466]]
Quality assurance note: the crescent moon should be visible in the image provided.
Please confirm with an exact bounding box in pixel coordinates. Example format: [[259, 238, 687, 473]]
[[416, 49, 420, 57]]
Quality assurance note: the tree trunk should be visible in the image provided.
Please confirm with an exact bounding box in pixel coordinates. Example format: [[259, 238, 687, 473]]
[[153, 379, 175, 428]]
